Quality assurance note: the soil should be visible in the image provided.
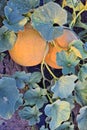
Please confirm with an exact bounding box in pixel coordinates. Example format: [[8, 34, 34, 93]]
[[0, 111, 32, 130]]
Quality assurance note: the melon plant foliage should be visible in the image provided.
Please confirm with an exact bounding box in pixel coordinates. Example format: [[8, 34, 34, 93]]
[[0, 0, 87, 130]]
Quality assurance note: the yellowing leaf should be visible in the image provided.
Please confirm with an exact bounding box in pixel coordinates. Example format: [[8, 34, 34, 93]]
[[75, 1, 87, 11], [70, 46, 82, 58], [62, 0, 67, 8]]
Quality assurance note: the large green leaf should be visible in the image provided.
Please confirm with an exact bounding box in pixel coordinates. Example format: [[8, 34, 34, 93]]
[[51, 75, 77, 99], [7, 0, 40, 14], [0, 26, 16, 52], [75, 80, 87, 106], [12, 71, 42, 89], [0, 77, 19, 119], [56, 122, 74, 130], [3, 6, 28, 32], [31, 2, 67, 41], [77, 106, 87, 130], [78, 64, 87, 81], [45, 100, 70, 130], [0, 0, 7, 16], [56, 50, 80, 74], [19, 106, 42, 126], [24, 87, 48, 108]]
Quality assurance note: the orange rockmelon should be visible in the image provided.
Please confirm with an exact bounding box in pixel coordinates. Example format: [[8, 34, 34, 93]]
[[45, 29, 78, 69], [9, 24, 47, 66]]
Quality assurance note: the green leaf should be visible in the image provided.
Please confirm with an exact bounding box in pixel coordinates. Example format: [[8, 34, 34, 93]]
[[78, 64, 87, 81], [14, 94, 23, 110], [12, 71, 42, 89], [77, 106, 87, 130], [28, 72, 42, 83], [3, 6, 28, 32], [19, 106, 42, 126], [56, 50, 80, 74], [0, 0, 7, 16], [0, 26, 17, 52], [51, 75, 77, 99], [69, 40, 87, 59], [12, 71, 31, 89], [24, 87, 48, 108], [0, 77, 19, 119], [75, 80, 87, 106], [12, 71, 31, 81], [56, 122, 74, 130], [45, 100, 70, 130], [64, 95, 75, 109], [33, 22, 63, 41], [7, 0, 40, 14], [31, 2, 67, 41]]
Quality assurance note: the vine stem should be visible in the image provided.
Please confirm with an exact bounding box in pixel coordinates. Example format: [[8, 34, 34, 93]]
[[70, 8, 86, 28], [41, 42, 59, 88], [44, 62, 58, 80], [46, 92, 53, 104], [41, 43, 49, 88], [40, 42, 59, 104]]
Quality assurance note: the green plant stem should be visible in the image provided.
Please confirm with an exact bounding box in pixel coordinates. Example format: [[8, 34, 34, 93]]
[[70, 8, 85, 28], [75, 21, 87, 30], [44, 62, 58, 80], [41, 43, 49, 88], [47, 92, 53, 104], [41, 43, 58, 88], [41, 60, 46, 89]]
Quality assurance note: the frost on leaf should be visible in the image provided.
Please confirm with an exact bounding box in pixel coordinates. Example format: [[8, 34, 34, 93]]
[[45, 100, 70, 130], [0, 77, 19, 119], [51, 75, 77, 99], [31, 2, 67, 41]]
